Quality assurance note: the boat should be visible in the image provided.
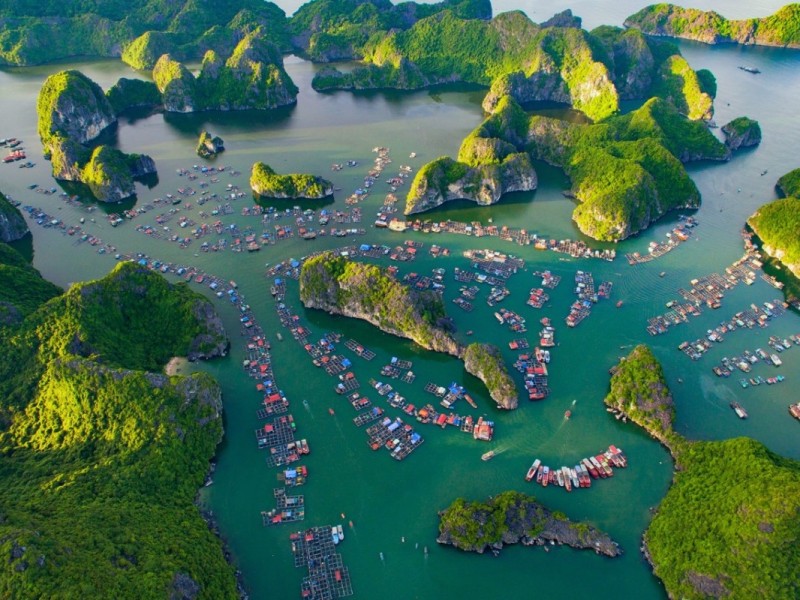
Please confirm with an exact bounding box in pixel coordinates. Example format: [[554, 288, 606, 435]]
[[525, 459, 541, 482], [481, 450, 496, 461], [616, 300, 623, 308], [738, 65, 761, 74], [730, 401, 748, 419], [562, 467, 572, 492], [337, 524, 344, 540], [789, 403, 800, 420], [541, 465, 550, 487], [328, 408, 335, 416], [332, 527, 340, 545], [564, 409, 571, 419]]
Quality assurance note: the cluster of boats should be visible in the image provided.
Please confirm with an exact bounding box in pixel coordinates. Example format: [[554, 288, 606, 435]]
[[524, 445, 628, 491], [2, 137, 26, 163]]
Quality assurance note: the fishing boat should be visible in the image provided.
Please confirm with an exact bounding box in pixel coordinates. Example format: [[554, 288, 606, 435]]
[[738, 65, 761, 74], [564, 409, 571, 419], [541, 466, 549, 487], [789, 403, 800, 421], [481, 450, 496, 461], [328, 408, 335, 416], [525, 459, 541, 482], [616, 300, 623, 308], [730, 401, 748, 419], [337, 524, 344, 540]]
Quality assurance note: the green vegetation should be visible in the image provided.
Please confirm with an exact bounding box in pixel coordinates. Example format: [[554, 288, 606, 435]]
[[463, 343, 518, 409], [290, 0, 491, 61], [313, 9, 715, 124], [105, 78, 161, 114], [410, 94, 724, 240], [748, 196, 800, 276], [657, 54, 713, 120], [197, 131, 225, 159], [776, 167, 800, 197], [0, 239, 61, 326], [437, 490, 620, 555], [605, 344, 800, 599], [153, 34, 298, 112], [722, 116, 762, 150], [605, 345, 679, 449], [250, 162, 332, 199], [299, 252, 460, 355], [37, 70, 156, 200], [646, 438, 800, 599], [0, 0, 291, 67], [625, 3, 800, 48], [0, 260, 235, 597]]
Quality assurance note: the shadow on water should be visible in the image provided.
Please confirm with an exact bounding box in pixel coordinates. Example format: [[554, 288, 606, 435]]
[[8, 232, 34, 262], [162, 104, 298, 135]]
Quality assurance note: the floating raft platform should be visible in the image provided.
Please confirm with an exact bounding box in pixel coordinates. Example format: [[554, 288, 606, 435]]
[[344, 339, 376, 360], [255, 414, 297, 449], [291, 526, 353, 599], [354, 406, 384, 427]]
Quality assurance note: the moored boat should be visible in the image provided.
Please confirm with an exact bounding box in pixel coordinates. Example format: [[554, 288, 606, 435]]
[[525, 458, 541, 482]]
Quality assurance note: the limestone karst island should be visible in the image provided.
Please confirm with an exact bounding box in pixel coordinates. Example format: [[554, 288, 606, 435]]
[[1, 1, 799, 599]]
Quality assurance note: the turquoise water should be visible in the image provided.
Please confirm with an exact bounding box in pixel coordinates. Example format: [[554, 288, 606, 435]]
[[1, 2, 799, 598]]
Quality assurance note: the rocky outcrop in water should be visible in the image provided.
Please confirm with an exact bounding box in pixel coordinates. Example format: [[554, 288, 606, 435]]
[[80, 146, 156, 203], [196, 132, 225, 158], [404, 154, 536, 215], [0, 192, 29, 242], [463, 343, 518, 409], [722, 117, 762, 150], [299, 252, 462, 357], [437, 491, 622, 557], [250, 163, 333, 199]]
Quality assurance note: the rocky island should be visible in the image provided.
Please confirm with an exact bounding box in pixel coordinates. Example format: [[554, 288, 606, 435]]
[[721, 116, 762, 151], [748, 170, 800, 281], [625, 3, 800, 48], [0, 258, 236, 598], [197, 131, 225, 159], [299, 252, 462, 357], [408, 93, 731, 241], [37, 70, 157, 202], [0, 0, 291, 68], [437, 490, 621, 557], [250, 162, 333, 200], [463, 343, 518, 409], [152, 34, 298, 113], [607, 345, 800, 600]]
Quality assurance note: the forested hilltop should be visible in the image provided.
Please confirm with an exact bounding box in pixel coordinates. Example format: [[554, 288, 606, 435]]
[[0, 242, 236, 598], [606, 346, 800, 600], [625, 4, 800, 48], [0, 0, 490, 67]]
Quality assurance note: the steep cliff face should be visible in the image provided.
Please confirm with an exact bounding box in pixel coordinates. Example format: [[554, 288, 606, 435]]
[[482, 70, 569, 114], [80, 146, 156, 203], [0, 192, 29, 242], [153, 54, 197, 113], [463, 343, 518, 410], [404, 154, 536, 215], [722, 117, 762, 150], [37, 70, 116, 148], [299, 252, 462, 357], [105, 77, 162, 114], [625, 4, 800, 49]]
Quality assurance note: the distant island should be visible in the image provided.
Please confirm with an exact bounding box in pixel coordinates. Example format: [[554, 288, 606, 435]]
[[625, 4, 800, 48], [250, 163, 333, 200], [299, 252, 462, 356], [437, 490, 621, 556], [152, 34, 298, 113], [0, 252, 237, 598], [0, 0, 488, 67], [197, 131, 225, 159], [606, 345, 800, 600]]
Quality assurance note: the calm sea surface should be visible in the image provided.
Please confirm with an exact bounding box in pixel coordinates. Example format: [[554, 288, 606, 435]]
[[0, 1, 798, 598]]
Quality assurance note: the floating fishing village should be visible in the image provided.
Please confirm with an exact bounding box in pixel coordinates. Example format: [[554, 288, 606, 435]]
[[7, 117, 800, 599]]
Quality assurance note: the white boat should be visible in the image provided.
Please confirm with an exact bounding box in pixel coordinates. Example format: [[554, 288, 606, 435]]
[[771, 354, 782, 366], [337, 524, 344, 540]]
